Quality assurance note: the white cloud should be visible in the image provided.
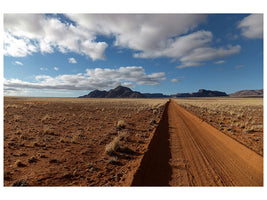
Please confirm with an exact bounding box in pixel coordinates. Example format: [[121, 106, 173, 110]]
[[171, 79, 180, 83], [4, 14, 108, 60], [4, 14, 242, 68], [132, 31, 241, 68], [238, 14, 263, 39], [4, 66, 166, 92], [40, 67, 48, 71], [54, 67, 59, 71], [67, 14, 240, 67], [4, 31, 38, 57], [235, 65, 245, 69], [177, 44, 241, 68], [14, 61, 23, 66], [68, 57, 77, 64], [214, 60, 225, 64], [67, 14, 207, 52]]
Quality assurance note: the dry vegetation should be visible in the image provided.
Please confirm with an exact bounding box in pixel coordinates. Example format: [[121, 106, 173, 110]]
[[174, 98, 263, 155], [4, 97, 167, 186]]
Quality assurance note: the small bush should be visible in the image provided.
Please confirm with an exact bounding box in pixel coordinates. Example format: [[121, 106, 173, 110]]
[[116, 120, 127, 129], [118, 131, 130, 141], [105, 137, 120, 156]]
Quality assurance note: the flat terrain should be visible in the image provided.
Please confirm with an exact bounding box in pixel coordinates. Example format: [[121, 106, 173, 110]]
[[4, 97, 166, 186], [4, 97, 263, 186], [175, 98, 263, 155], [131, 100, 263, 186]]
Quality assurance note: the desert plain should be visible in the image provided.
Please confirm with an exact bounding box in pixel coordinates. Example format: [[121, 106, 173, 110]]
[[3, 97, 263, 186]]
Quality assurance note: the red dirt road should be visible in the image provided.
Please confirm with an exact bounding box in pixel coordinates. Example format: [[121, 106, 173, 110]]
[[131, 100, 263, 186]]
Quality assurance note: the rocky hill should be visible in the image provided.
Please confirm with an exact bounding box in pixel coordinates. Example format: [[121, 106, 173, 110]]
[[79, 86, 145, 98], [173, 89, 228, 98], [229, 89, 263, 97], [79, 87, 230, 98]]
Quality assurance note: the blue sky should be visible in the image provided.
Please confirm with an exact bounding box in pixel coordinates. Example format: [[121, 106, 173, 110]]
[[3, 14, 263, 97]]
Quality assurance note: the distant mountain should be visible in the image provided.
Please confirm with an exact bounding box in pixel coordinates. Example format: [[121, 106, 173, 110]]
[[229, 89, 263, 97], [173, 89, 228, 98], [142, 93, 169, 98], [79, 87, 229, 98], [82, 90, 108, 98], [105, 86, 144, 98], [79, 86, 145, 98]]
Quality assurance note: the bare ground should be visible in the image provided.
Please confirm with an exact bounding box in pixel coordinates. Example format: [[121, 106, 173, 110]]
[[131, 100, 263, 186], [4, 97, 263, 186]]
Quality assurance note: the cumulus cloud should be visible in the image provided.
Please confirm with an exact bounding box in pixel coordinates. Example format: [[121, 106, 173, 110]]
[[177, 44, 241, 68], [238, 14, 263, 39], [4, 14, 108, 60], [235, 65, 245, 69], [67, 14, 207, 52], [54, 67, 59, 71], [68, 57, 77, 64], [4, 14, 242, 68], [14, 61, 23, 66], [40, 67, 48, 71], [132, 31, 241, 68], [171, 79, 180, 83], [67, 14, 241, 67], [214, 60, 225, 64], [4, 31, 38, 57], [4, 66, 166, 92]]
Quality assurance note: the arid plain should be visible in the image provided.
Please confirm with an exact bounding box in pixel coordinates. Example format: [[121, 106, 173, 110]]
[[4, 97, 263, 186], [4, 97, 166, 186]]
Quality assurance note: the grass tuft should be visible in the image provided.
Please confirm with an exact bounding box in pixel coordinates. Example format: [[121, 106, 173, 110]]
[[116, 120, 127, 130]]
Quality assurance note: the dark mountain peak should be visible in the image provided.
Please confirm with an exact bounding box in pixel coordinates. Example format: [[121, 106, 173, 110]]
[[112, 86, 133, 93], [230, 89, 263, 97], [79, 87, 230, 98], [198, 89, 206, 93], [79, 89, 107, 98], [174, 89, 228, 97], [79, 86, 145, 98]]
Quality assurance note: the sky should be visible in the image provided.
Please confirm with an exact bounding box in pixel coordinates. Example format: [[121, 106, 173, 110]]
[[3, 13, 263, 97]]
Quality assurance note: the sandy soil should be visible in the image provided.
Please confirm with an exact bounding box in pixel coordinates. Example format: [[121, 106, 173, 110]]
[[174, 98, 263, 156], [4, 97, 263, 186], [131, 100, 263, 186], [4, 97, 166, 186]]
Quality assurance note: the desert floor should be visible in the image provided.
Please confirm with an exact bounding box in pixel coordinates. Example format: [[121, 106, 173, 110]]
[[4, 97, 263, 186]]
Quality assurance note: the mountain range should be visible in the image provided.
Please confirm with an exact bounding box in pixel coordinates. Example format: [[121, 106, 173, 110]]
[[80, 86, 257, 98], [79, 86, 263, 98], [229, 89, 263, 97], [79, 86, 168, 98]]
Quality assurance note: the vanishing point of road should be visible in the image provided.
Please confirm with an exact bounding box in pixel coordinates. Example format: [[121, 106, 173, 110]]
[[131, 99, 263, 186]]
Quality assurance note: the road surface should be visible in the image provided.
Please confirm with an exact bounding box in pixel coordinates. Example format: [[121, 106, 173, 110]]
[[131, 100, 263, 186]]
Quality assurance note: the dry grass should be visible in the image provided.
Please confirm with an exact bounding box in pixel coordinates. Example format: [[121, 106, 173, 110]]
[[174, 97, 263, 155], [117, 131, 130, 141], [4, 96, 168, 186], [175, 98, 263, 134], [42, 126, 55, 135], [41, 114, 51, 123], [116, 120, 127, 129], [105, 136, 121, 156]]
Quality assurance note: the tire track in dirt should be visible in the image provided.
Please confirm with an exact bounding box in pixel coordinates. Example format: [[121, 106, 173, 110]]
[[131, 99, 263, 186]]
